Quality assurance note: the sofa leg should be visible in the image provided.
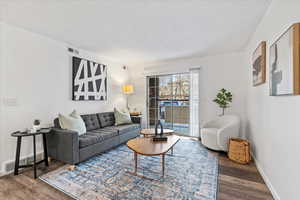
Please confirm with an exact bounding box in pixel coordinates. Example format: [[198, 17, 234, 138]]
[[68, 165, 76, 171]]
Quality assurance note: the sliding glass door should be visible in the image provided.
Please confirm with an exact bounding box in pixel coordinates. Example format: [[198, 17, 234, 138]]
[[147, 73, 190, 136]]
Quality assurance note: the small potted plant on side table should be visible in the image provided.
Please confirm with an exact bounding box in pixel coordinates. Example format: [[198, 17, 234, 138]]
[[32, 119, 41, 132]]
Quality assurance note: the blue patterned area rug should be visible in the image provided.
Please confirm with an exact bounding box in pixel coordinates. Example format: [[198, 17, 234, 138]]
[[40, 138, 218, 200]]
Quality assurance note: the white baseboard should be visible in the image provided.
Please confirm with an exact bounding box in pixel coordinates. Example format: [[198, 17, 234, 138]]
[[0, 170, 13, 177], [251, 153, 280, 200], [1, 151, 44, 177]]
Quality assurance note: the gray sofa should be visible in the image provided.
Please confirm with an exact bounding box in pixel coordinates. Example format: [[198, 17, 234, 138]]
[[46, 112, 140, 164]]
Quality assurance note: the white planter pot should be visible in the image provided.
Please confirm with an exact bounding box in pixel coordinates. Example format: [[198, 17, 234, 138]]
[[32, 125, 41, 132]]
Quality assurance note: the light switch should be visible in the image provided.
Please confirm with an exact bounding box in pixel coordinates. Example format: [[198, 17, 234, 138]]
[[3, 98, 18, 107]]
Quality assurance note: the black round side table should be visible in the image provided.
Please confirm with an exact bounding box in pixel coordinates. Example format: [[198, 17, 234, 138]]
[[11, 128, 51, 179]]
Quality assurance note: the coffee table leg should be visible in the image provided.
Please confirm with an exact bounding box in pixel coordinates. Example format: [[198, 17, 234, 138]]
[[162, 154, 165, 177], [134, 152, 138, 174]]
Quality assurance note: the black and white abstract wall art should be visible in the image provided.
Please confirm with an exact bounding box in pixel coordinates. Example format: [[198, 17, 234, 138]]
[[270, 23, 300, 96], [72, 56, 107, 101], [252, 41, 266, 86]]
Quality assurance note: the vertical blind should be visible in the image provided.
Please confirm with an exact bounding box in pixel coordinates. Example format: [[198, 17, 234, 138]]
[[189, 68, 200, 137]]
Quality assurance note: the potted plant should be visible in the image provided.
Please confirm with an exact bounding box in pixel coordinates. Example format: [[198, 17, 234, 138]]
[[32, 119, 41, 132], [213, 88, 232, 116]]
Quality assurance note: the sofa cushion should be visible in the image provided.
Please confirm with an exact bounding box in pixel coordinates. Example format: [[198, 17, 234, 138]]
[[97, 112, 115, 127], [116, 124, 140, 134], [81, 114, 101, 131], [79, 129, 118, 148], [90, 129, 118, 139], [102, 124, 140, 135]]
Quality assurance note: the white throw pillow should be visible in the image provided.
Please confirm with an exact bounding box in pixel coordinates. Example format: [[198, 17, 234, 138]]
[[114, 108, 132, 126], [58, 110, 86, 136], [70, 110, 82, 119]]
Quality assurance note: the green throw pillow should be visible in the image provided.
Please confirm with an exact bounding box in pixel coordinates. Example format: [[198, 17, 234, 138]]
[[58, 110, 86, 136], [114, 108, 132, 126]]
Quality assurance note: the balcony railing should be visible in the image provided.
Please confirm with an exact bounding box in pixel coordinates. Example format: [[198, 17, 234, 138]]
[[158, 102, 190, 135]]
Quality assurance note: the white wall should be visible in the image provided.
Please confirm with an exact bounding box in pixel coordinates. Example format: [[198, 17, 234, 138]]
[[128, 52, 247, 134], [244, 0, 300, 199], [0, 21, 5, 175], [0, 23, 129, 173]]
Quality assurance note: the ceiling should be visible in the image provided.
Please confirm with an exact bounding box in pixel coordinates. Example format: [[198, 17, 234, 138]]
[[1, 0, 271, 64]]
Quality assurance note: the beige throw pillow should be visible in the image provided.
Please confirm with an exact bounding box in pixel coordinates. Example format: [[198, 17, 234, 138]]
[[114, 108, 132, 126], [58, 110, 86, 136]]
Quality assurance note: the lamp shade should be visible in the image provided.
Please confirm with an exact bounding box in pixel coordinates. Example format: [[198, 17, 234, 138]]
[[122, 84, 134, 94]]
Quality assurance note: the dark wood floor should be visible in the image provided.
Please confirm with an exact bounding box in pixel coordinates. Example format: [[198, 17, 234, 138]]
[[218, 153, 273, 200], [0, 152, 273, 200]]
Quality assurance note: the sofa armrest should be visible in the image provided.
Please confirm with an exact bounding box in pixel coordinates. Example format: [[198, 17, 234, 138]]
[[46, 128, 79, 164], [202, 120, 219, 129], [217, 124, 240, 151]]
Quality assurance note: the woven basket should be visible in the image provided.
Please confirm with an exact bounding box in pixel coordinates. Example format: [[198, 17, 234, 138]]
[[228, 138, 251, 164]]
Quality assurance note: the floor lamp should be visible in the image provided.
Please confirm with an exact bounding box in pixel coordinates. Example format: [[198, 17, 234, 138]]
[[122, 84, 134, 111]]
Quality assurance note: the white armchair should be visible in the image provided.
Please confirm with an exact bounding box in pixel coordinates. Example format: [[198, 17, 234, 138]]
[[200, 115, 240, 152]]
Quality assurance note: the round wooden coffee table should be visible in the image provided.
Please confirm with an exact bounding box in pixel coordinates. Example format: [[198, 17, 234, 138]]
[[127, 135, 180, 178], [140, 128, 174, 137]]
